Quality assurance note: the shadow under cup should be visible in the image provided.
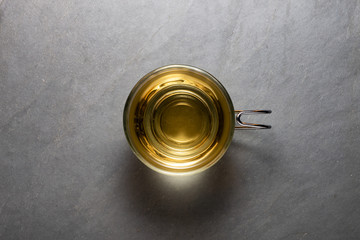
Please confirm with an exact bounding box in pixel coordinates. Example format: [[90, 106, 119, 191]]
[[123, 65, 235, 175]]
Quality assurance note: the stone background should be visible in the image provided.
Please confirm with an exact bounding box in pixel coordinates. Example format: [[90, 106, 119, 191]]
[[1, 0, 359, 239]]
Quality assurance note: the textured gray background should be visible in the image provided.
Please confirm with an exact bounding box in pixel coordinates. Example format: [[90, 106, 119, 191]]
[[1, 0, 360, 239]]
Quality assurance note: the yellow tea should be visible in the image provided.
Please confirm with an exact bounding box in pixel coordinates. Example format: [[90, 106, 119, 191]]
[[123, 65, 234, 175]]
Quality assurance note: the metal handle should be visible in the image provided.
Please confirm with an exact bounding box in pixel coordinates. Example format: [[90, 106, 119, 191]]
[[235, 110, 272, 129]]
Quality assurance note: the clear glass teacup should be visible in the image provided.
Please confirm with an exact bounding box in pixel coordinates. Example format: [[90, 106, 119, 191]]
[[123, 65, 271, 175]]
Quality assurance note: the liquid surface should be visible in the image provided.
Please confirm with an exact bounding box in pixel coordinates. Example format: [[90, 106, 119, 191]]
[[156, 94, 210, 145], [124, 66, 234, 174]]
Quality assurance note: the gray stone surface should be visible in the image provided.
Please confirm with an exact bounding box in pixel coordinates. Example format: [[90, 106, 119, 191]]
[[1, 0, 360, 239]]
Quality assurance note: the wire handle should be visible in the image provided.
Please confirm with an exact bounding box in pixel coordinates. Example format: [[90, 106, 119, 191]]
[[235, 110, 272, 130]]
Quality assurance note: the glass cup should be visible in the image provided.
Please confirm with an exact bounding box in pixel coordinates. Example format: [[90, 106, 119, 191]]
[[123, 65, 271, 175]]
